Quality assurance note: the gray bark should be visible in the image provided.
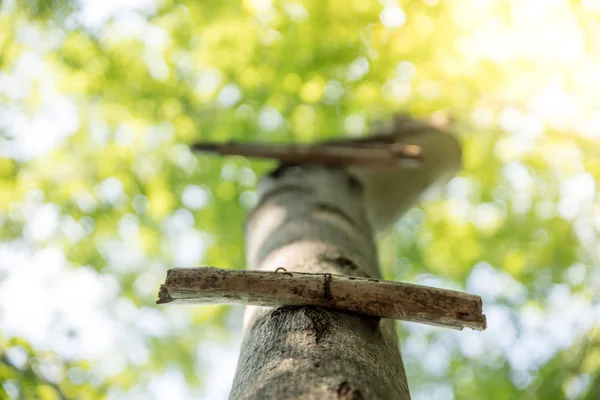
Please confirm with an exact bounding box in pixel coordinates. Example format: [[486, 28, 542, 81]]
[[230, 165, 410, 400], [230, 120, 462, 399]]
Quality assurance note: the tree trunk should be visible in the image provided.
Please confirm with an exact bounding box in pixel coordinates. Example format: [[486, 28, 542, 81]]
[[230, 165, 410, 399], [230, 119, 462, 399]]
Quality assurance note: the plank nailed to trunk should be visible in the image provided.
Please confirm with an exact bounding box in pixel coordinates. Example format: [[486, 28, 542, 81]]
[[192, 141, 422, 168], [157, 267, 486, 331]]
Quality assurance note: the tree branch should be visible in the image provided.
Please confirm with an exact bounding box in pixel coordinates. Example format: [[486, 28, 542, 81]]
[[157, 267, 486, 331], [191, 141, 421, 168]]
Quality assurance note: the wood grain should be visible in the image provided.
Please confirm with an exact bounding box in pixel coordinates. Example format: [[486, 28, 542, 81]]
[[191, 141, 421, 168], [158, 266, 486, 331]]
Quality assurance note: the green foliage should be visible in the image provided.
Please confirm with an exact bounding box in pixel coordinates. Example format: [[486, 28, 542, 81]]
[[1, 0, 599, 398]]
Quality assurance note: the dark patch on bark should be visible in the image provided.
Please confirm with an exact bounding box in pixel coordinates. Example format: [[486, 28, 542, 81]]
[[337, 381, 364, 400], [291, 285, 306, 296], [320, 255, 360, 273], [362, 315, 382, 334], [313, 203, 358, 229], [304, 307, 331, 344], [346, 173, 363, 193], [323, 273, 334, 301], [265, 306, 331, 344], [269, 305, 296, 319], [268, 163, 302, 179], [201, 274, 218, 289], [259, 184, 313, 205]]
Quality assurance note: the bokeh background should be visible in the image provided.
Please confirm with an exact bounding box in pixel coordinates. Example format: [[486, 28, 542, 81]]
[[1, 0, 600, 398]]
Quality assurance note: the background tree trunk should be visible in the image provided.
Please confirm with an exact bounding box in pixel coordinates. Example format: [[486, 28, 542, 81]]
[[230, 165, 411, 399]]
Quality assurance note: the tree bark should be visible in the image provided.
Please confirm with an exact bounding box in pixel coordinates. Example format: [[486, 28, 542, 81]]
[[230, 119, 462, 399], [230, 165, 411, 400], [158, 267, 486, 330]]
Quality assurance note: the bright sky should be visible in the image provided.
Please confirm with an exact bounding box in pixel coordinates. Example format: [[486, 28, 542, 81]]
[[1, 0, 599, 399]]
